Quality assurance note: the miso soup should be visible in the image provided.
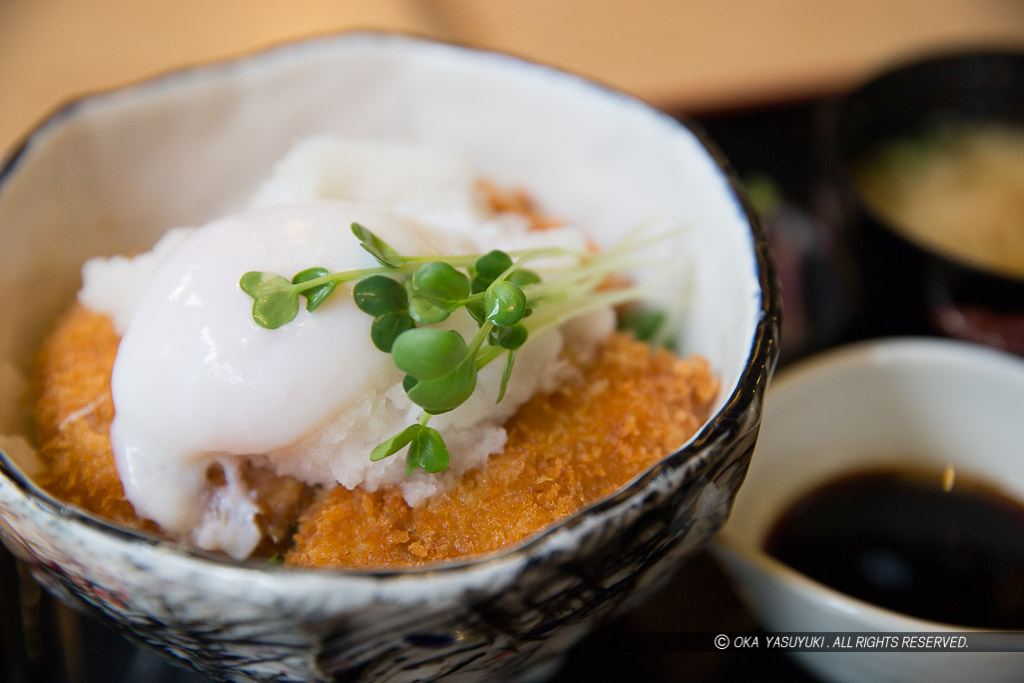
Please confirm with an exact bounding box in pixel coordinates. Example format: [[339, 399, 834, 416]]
[[854, 121, 1024, 280]]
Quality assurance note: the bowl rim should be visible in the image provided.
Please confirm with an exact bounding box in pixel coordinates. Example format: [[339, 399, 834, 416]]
[[0, 30, 781, 578], [766, 334, 1024, 398], [716, 335, 1024, 632]]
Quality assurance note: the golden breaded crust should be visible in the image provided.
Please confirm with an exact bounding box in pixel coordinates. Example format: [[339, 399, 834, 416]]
[[477, 180, 561, 231], [285, 332, 718, 569], [35, 306, 716, 567], [34, 304, 151, 529]]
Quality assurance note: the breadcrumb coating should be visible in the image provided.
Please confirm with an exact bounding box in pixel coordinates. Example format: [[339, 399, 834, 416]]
[[33, 305, 148, 529], [286, 332, 717, 569], [33, 306, 716, 567], [477, 180, 561, 231]]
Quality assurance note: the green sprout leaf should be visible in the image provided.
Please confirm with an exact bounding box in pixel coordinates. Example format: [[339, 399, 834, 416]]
[[405, 278, 451, 324], [474, 265, 541, 294], [370, 422, 450, 476], [353, 275, 407, 316], [411, 262, 470, 311], [370, 424, 422, 462], [470, 274, 489, 295], [508, 268, 541, 287], [405, 356, 477, 414], [407, 296, 451, 324], [489, 323, 528, 350], [292, 267, 336, 312], [406, 425, 449, 475], [617, 306, 667, 342], [239, 271, 300, 329], [391, 328, 470, 380], [465, 299, 486, 324], [370, 312, 415, 352], [484, 280, 527, 327], [253, 291, 300, 330], [351, 222, 404, 267], [470, 249, 514, 294], [475, 250, 513, 279], [496, 350, 516, 403], [239, 270, 289, 298]]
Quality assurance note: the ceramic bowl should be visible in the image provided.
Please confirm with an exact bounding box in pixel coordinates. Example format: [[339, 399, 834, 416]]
[[820, 50, 1024, 352], [0, 33, 779, 681], [713, 338, 1024, 683]]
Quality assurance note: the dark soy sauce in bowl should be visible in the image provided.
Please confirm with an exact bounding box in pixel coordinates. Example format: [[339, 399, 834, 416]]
[[764, 467, 1024, 628]]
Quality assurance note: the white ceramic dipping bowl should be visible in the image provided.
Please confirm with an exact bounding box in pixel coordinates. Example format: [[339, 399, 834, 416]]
[[714, 337, 1024, 683]]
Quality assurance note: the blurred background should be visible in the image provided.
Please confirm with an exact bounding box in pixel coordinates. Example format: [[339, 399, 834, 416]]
[[3, 0, 1024, 154], [2, 2, 1024, 682]]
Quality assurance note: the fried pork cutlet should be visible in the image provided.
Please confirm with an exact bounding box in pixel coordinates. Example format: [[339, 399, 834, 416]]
[[34, 306, 716, 567], [285, 332, 717, 569]]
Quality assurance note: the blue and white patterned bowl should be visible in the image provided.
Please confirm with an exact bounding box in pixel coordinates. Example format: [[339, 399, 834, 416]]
[[0, 33, 779, 682]]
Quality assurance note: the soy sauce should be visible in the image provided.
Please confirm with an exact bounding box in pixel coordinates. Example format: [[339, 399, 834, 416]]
[[764, 467, 1024, 628]]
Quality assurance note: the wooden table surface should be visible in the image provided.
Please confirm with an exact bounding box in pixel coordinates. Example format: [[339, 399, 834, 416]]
[[3, 0, 1024, 156]]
